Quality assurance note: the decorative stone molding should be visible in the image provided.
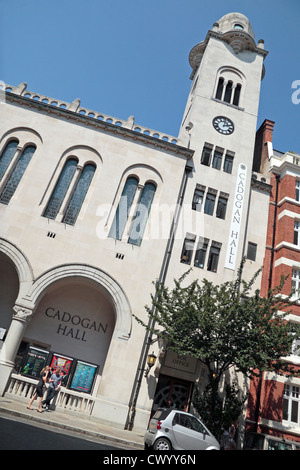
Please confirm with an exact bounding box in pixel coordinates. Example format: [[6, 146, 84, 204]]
[[12, 305, 33, 323], [0, 238, 34, 299], [3, 83, 181, 147], [189, 30, 268, 79]]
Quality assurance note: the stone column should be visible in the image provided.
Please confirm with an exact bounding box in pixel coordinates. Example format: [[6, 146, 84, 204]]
[[0, 305, 33, 395]]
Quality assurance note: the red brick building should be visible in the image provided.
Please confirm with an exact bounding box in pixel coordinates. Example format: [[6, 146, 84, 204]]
[[245, 120, 300, 448]]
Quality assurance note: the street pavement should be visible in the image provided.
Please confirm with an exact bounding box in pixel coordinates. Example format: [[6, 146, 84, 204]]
[[0, 396, 144, 450]]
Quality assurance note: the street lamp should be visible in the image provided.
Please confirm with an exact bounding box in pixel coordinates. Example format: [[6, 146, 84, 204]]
[[144, 352, 157, 377]]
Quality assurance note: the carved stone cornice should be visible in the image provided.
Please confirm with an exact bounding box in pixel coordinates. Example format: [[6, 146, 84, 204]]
[[189, 30, 268, 79]]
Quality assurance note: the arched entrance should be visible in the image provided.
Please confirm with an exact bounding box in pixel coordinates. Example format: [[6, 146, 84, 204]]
[[0, 252, 132, 399], [17, 263, 132, 396]]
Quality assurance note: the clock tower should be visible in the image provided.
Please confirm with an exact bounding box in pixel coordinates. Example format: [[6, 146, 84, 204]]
[[173, 12, 269, 282]]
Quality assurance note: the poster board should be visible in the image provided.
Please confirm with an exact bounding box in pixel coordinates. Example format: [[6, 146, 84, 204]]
[[21, 346, 50, 378], [50, 353, 73, 384], [70, 361, 97, 393]]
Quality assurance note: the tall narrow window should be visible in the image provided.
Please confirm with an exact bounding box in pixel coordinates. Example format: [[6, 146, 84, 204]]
[[128, 182, 156, 246], [224, 81, 233, 103], [201, 146, 212, 166], [207, 244, 221, 272], [194, 238, 208, 268], [43, 158, 78, 220], [192, 187, 204, 211], [212, 150, 223, 170], [0, 145, 36, 205], [109, 177, 138, 240], [62, 163, 96, 225], [296, 180, 300, 202], [204, 191, 216, 215], [180, 234, 196, 264], [247, 242, 257, 261], [223, 154, 234, 174], [233, 84, 241, 106], [294, 221, 300, 246], [215, 77, 224, 100], [283, 384, 300, 425], [291, 269, 300, 300], [0, 140, 18, 181], [216, 196, 228, 219]]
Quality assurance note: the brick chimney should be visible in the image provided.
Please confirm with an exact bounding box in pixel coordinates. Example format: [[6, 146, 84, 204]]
[[252, 119, 275, 174]]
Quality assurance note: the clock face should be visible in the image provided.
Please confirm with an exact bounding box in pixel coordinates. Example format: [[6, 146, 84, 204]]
[[213, 116, 234, 135]]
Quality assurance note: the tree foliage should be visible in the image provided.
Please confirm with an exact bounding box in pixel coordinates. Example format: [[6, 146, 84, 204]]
[[136, 261, 300, 386], [192, 381, 246, 439]]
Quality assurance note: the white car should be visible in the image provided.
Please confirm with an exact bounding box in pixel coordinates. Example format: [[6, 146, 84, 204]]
[[144, 408, 220, 450]]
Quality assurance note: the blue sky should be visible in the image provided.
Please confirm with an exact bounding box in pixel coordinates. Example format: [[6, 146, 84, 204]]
[[0, 0, 299, 153]]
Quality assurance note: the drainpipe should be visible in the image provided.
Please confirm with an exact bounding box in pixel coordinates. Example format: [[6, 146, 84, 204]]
[[125, 161, 193, 431], [268, 173, 280, 292]]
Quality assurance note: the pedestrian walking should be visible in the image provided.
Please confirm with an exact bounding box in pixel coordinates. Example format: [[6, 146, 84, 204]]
[[27, 366, 51, 413], [42, 367, 64, 411]]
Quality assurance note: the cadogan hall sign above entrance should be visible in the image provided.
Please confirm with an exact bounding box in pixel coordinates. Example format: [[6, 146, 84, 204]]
[[225, 163, 247, 271], [45, 307, 108, 342]]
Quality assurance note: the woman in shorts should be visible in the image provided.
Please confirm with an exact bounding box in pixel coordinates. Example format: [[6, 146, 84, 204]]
[[27, 366, 51, 413]]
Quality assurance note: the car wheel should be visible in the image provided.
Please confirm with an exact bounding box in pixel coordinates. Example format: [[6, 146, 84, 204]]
[[153, 437, 172, 450]]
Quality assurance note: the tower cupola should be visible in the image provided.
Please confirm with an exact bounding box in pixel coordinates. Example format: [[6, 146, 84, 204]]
[[189, 12, 267, 79], [214, 12, 255, 39]]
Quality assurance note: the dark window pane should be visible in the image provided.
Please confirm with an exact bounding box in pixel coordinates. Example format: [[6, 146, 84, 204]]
[[224, 81, 233, 103], [223, 155, 233, 174], [233, 84, 241, 106], [215, 77, 224, 100], [291, 400, 298, 423], [63, 163, 96, 225], [0, 145, 35, 205], [0, 140, 18, 181], [212, 151, 222, 170], [181, 237, 195, 264], [207, 246, 220, 272], [201, 147, 212, 166], [216, 197, 227, 219], [128, 182, 156, 246], [282, 398, 289, 421], [204, 193, 215, 215], [43, 158, 77, 219], [194, 240, 207, 268], [247, 242, 257, 261], [192, 188, 204, 211], [109, 177, 138, 240]]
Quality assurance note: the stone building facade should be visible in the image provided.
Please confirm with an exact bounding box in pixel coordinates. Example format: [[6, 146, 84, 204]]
[[0, 12, 271, 435]]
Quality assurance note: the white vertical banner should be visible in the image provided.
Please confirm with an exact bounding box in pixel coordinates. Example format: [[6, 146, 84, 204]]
[[225, 163, 247, 270]]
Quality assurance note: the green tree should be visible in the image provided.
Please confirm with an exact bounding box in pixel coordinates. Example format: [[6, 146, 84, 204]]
[[136, 261, 300, 427], [192, 381, 246, 440]]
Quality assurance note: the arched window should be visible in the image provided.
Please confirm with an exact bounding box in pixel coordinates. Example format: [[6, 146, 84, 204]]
[[215, 77, 224, 100], [233, 83, 241, 106], [109, 176, 138, 240], [43, 158, 78, 219], [214, 68, 244, 107], [128, 182, 156, 246], [0, 140, 19, 181], [224, 81, 233, 103], [62, 163, 96, 225], [0, 144, 36, 205]]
